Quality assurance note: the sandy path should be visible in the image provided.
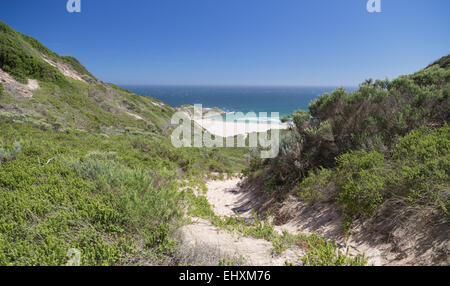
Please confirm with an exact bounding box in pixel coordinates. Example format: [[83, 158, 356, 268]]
[[179, 218, 302, 266], [208, 178, 386, 265], [179, 177, 388, 266], [178, 177, 302, 266], [206, 178, 253, 219]]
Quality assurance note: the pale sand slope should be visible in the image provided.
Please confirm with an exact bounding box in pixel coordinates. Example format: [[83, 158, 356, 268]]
[[180, 217, 302, 266], [42, 57, 87, 83], [0, 69, 39, 98], [193, 118, 288, 137], [179, 177, 387, 266], [206, 178, 247, 217], [178, 177, 303, 265]]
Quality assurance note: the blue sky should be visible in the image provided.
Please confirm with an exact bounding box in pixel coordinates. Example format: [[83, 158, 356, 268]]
[[0, 0, 449, 86]]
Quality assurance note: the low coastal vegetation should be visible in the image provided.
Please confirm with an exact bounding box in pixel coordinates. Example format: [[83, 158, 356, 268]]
[[0, 120, 247, 265], [0, 19, 448, 265], [0, 22, 63, 84], [245, 55, 450, 235], [0, 21, 247, 265]]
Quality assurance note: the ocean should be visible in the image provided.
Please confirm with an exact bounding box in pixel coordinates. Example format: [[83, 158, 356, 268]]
[[122, 85, 355, 118]]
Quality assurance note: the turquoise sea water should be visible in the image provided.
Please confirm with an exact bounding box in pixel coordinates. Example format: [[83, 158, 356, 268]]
[[122, 85, 356, 119]]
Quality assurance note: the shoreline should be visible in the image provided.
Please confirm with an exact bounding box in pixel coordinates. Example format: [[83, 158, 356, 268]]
[[192, 117, 288, 137]]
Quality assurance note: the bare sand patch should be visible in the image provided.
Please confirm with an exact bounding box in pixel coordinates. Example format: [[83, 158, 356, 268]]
[[125, 111, 144, 120], [42, 57, 87, 83], [206, 178, 250, 218], [179, 218, 302, 266], [26, 79, 39, 90], [0, 69, 39, 98], [178, 177, 303, 265]]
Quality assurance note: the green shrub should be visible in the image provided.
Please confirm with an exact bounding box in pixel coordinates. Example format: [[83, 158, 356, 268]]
[[389, 125, 450, 212], [299, 126, 449, 229], [336, 150, 385, 218], [0, 82, 4, 96], [298, 167, 335, 203], [64, 154, 183, 245], [244, 211, 276, 241], [280, 115, 291, 123], [393, 125, 449, 162], [0, 37, 63, 83], [0, 21, 64, 83], [185, 189, 216, 219], [337, 149, 384, 174], [272, 231, 368, 266], [301, 234, 368, 266], [243, 153, 264, 176], [292, 110, 310, 130], [0, 141, 21, 165], [304, 120, 333, 140]]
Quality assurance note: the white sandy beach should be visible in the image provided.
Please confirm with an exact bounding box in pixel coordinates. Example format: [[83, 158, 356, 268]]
[[192, 117, 288, 137]]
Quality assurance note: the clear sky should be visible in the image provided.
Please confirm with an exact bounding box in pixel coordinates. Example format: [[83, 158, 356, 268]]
[[0, 0, 449, 86]]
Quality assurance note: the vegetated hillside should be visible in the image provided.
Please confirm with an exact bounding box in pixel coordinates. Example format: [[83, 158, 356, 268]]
[[245, 55, 450, 265], [0, 21, 247, 265], [0, 20, 175, 135]]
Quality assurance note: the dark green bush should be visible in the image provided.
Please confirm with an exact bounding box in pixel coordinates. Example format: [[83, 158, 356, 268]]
[[0, 21, 64, 83], [0, 36, 63, 83], [295, 125, 449, 228], [252, 55, 449, 204], [389, 125, 450, 212]]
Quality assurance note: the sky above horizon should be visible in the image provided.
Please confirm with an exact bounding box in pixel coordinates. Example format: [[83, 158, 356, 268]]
[[0, 0, 449, 86]]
